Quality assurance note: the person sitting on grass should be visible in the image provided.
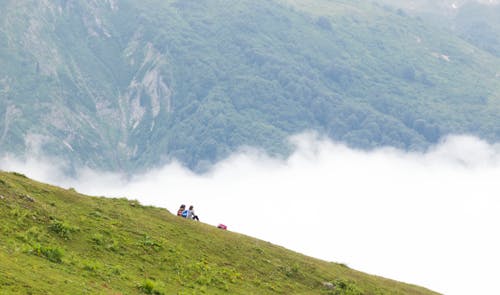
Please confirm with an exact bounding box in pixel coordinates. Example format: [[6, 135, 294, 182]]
[[177, 204, 186, 217], [186, 205, 199, 221]]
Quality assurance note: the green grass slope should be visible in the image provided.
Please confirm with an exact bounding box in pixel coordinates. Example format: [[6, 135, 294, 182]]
[[0, 171, 440, 295]]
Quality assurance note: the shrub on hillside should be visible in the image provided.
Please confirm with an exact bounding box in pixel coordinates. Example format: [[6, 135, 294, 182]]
[[30, 244, 64, 263], [49, 220, 79, 240], [138, 279, 165, 295]]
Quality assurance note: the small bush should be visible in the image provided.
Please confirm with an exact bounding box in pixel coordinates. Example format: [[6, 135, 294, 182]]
[[138, 279, 164, 295], [280, 263, 302, 279], [327, 279, 362, 295], [138, 235, 162, 251], [91, 233, 104, 245], [30, 244, 63, 263], [82, 260, 102, 273], [49, 220, 78, 240]]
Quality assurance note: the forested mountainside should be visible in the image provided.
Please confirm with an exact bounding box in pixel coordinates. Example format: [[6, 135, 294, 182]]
[[1, 0, 499, 172], [379, 0, 500, 57], [452, 2, 500, 57]]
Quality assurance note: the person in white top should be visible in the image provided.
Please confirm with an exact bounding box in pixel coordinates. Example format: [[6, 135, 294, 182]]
[[186, 205, 199, 221]]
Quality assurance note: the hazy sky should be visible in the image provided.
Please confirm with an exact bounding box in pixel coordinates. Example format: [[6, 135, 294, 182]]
[[2, 133, 499, 295]]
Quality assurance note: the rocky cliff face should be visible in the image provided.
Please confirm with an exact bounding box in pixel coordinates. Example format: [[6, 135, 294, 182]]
[[0, 0, 174, 170]]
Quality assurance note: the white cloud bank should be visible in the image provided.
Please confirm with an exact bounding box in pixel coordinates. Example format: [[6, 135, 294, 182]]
[[2, 134, 500, 295]]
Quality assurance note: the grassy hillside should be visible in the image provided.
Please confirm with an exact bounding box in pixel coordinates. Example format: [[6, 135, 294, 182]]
[[1, 0, 499, 172], [0, 171, 440, 294]]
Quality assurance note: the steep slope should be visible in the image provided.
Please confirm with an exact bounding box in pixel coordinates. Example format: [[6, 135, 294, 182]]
[[0, 0, 499, 172], [377, 0, 500, 16], [377, 0, 500, 57], [0, 171, 441, 294], [454, 2, 500, 57]]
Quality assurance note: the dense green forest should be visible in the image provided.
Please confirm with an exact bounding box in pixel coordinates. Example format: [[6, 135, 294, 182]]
[[0, 0, 499, 172]]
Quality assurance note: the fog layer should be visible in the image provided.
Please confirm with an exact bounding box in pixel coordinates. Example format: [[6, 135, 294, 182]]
[[2, 134, 499, 295]]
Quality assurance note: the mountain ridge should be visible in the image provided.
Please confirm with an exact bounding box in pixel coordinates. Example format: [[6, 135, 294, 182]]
[[0, 0, 499, 172]]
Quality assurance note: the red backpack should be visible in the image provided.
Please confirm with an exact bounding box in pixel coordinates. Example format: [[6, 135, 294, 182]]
[[217, 224, 227, 230]]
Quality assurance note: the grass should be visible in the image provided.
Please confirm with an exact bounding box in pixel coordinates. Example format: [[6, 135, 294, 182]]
[[0, 171, 441, 294]]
